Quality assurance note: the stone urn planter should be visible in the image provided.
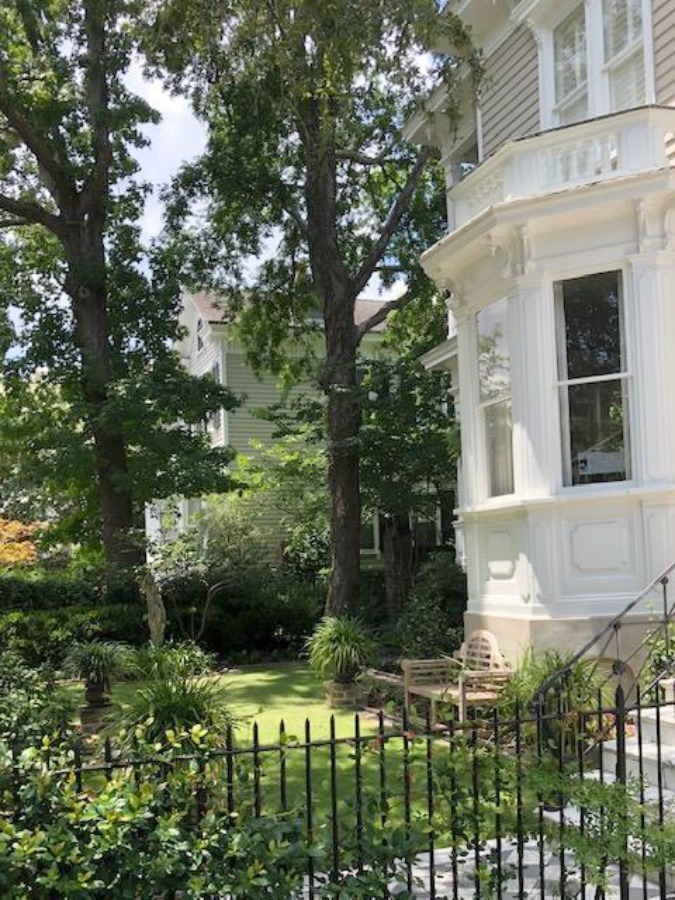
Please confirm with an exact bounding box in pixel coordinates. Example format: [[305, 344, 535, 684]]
[[64, 640, 132, 733]]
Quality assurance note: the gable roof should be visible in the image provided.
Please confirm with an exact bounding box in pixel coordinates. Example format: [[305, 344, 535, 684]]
[[188, 291, 389, 333]]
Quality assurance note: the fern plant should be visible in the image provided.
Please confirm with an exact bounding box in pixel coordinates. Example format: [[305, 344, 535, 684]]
[[306, 616, 374, 684]]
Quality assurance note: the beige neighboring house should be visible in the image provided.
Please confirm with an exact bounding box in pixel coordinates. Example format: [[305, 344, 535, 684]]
[[407, 0, 675, 668], [145, 291, 387, 554]]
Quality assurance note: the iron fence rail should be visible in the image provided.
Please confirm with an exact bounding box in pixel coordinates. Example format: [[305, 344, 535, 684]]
[[7, 686, 675, 899]]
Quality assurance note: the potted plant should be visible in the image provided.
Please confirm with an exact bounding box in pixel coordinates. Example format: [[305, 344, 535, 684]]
[[65, 640, 133, 730], [306, 616, 373, 708]]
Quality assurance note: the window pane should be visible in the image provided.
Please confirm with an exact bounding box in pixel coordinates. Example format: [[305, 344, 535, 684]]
[[557, 272, 623, 380], [563, 380, 628, 484], [555, 5, 587, 103], [609, 47, 645, 110], [558, 93, 589, 126], [477, 298, 510, 402], [603, 0, 642, 61], [485, 400, 514, 496]]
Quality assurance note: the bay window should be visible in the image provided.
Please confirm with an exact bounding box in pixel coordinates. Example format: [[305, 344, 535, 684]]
[[477, 298, 514, 497], [555, 271, 630, 486]]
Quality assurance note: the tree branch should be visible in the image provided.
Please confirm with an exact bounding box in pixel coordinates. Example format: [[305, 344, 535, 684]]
[[0, 70, 75, 209], [282, 202, 309, 238], [335, 147, 394, 166], [356, 290, 413, 343], [0, 193, 63, 234], [351, 147, 432, 297]]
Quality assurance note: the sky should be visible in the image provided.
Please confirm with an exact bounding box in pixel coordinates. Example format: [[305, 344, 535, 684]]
[[126, 62, 208, 241]]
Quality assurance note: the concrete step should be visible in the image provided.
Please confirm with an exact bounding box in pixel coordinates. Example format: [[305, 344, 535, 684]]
[[636, 706, 675, 745], [602, 735, 675, 792]]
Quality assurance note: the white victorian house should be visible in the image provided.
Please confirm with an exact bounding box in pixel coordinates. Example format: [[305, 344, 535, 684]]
[[408, 0, 675, 665]]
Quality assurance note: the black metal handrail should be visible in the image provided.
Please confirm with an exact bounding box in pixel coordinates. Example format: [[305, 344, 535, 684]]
[[535, 559, 675, 701]]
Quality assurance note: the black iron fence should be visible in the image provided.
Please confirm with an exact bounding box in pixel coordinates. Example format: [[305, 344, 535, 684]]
[[6, 683, 675, 899]]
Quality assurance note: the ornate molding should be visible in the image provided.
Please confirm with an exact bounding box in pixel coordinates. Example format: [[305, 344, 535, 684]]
[[487, 225, 534, 279]]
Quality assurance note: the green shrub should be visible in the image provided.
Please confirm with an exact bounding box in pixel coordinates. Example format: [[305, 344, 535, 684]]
[[282, 520, 331, 578], [306, 616, 374, 683], [133, 640, 216, 679], [0, 604, 146, 669], [0, 650, 76, 749], [397, 594, 463, 659], [164, 571, 323, 660], [113, 675, 235, 749], [413, 551, 467, 626], [0, 571, 97, 612]]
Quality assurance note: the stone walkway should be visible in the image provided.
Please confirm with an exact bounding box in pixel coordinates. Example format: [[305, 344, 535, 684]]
[[398, 840, 673, 899]]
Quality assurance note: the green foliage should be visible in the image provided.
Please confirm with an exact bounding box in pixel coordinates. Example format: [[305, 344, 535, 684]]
[[113, 676, 235, 750], [0, 649, 76, 750], [0, 3, 240, 556], [306, 616, 374, 683], [0, 604, 145, 669], [64, 641, 134, 692], [413, 551, 467, 627], [0, 751, 309, 898], [397, 595, 463, 660], [282, 521, 331, 579], [0, 570, 98, 611], [133, 640, 216, 680]]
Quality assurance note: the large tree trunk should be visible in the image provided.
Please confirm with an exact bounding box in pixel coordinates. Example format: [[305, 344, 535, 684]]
[[64, 232, 141, 568], [324, 335, 361, 615], [301, 108, 361, 615], [381, 514, 413, 621]]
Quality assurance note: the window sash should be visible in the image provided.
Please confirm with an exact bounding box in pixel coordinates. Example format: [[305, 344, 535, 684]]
[[554, 5, 588, 105], [555, 271, 630, 486], [603, 0, 642, 63]]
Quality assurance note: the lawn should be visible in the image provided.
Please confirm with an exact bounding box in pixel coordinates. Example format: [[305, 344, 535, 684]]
[[67, 663, 435, 835]]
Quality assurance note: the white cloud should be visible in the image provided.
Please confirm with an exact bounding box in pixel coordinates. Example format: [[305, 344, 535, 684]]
[[125, 61, 208, 241]]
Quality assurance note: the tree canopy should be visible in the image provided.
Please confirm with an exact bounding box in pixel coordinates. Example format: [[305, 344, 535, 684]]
[[0, 0, 238, 559], [149, 0, 480, 611]]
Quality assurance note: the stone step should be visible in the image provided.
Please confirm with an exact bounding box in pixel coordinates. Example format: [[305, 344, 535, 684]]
[[602, 735, 675, 792], [636, 706, 675, 745]]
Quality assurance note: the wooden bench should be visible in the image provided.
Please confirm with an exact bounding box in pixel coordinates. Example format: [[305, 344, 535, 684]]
[[401, 630, 512, 724]]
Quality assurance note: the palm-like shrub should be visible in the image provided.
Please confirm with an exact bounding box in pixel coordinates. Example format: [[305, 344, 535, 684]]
[[114, 675, 234, 748], [64, 641, 134, 696], [306, 616, 374, 684]]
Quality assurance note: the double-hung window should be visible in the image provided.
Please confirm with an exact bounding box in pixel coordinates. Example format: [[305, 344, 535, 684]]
[[554, 5, 588, 125], [477, 298, 514, 497], [555, 271, 630, 486], [548, 0, 647, 127], [603, 0, 644, 111]]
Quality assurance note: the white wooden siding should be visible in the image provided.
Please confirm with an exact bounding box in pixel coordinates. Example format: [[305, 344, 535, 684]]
[[481, 25, 540, 158], [653, 0, 675, 106]]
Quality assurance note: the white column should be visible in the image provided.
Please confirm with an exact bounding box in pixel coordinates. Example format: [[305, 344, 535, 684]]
[[456, 309, 482, 507], [627, 251, 675, 484], [509, 275, 561, 498]]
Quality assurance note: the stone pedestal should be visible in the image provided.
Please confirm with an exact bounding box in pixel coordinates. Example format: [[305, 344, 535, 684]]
[[325, 680, 362, 709]]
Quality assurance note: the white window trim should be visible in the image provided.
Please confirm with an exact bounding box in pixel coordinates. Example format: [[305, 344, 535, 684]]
[[554, 269, 633, 487]]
